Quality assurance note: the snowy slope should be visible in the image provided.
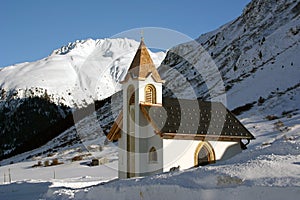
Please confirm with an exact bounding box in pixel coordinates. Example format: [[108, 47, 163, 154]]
[[0, 38, 165, 107], [160, 0, 300, 112], [0, 110, 299, 199], [0, 94, 121, 166]]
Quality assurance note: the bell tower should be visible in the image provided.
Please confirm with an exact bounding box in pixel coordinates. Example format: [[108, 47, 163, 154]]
[[118, 38, 164, 178]]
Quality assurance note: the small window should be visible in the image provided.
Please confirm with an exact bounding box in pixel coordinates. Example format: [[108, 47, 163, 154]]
[[149, 147, 157, 163], [145, 84, 156, 104]]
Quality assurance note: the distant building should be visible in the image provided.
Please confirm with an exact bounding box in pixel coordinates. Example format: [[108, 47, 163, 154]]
[[107, 39, 255, 179]]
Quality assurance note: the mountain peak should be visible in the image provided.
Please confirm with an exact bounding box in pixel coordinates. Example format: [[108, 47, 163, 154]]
[[0, 38, 165, 108], [51, 39, 93, 55]]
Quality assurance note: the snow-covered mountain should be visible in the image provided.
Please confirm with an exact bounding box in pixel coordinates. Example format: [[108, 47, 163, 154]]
[[160, 0, 300, 113], [0, 38, 165, 108], [0, 38, 165, 160]]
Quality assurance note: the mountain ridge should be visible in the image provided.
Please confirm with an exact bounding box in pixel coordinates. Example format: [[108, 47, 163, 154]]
[[0, 38, 165, 108]]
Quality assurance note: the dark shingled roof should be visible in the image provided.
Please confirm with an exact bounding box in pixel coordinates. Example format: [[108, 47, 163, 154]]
[[107, 98, 255, 141], [140, 98, 255, 141]]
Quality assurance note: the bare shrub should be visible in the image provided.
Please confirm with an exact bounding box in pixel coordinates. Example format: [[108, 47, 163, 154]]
[[266, 115, 278, 120], [51, 158, 63, 166], [72, 155, 83, 162], [99, 157, 109, 165], [52, 158, 59, 165], [91, 159, 99, 166], [47, 153, 55, 157], [32, 161, 43, 168], [274, 120, 284, 128], [44, 160, 50, 167]]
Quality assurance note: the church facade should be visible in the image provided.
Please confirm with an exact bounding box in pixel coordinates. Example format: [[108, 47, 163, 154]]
[[107, 39, 255, 179]]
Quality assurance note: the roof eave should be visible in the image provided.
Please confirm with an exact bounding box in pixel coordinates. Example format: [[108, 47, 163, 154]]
[[161, 132, 253, 141]]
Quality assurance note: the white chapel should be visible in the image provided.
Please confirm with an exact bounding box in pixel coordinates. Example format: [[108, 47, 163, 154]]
[[107, 38, 255, 179]]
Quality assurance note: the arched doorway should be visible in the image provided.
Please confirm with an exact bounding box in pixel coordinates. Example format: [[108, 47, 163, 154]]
[[194, 141, 215, 166]]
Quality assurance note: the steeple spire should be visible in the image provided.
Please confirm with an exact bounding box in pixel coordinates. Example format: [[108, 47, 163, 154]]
[[121, 38, 164, 83]]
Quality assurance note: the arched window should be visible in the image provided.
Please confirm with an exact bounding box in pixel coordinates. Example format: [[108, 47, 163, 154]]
[[129, 93, 135, 105], [149, 147, 157, 163], [145, 84, 156, 104], [194, 142, 215, 166]]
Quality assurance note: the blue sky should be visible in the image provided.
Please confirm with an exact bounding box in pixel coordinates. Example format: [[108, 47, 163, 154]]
[[0, 0, 251, 68]]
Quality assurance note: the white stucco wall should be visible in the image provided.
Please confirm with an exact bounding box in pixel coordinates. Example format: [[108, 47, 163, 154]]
[[163, 139, 241, 172], [163, 140, 199, 171], [135, 112, 163, 176], [210, 140, 242, 161]]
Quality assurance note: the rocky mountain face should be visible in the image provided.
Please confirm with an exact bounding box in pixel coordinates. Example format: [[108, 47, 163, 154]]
[[160, 0, 300, 112], [1, 0, 299, 161]]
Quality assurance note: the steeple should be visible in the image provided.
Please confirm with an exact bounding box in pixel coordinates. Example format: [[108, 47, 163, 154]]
[[121, 39, 164, 83], [117, 38, 164, 178]]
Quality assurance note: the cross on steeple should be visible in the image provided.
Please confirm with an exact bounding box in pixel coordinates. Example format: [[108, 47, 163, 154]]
[[140, 29, 144, 41]]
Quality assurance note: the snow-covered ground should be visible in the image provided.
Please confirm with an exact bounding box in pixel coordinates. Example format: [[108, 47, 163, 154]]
[[0, 106, 299, 199]]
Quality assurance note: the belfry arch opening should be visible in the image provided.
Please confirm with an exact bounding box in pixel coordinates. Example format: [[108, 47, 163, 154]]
[[145, 84, 156, 104]]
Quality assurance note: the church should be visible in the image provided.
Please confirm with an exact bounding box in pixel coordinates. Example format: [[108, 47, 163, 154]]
[[107, 38, 255, 179]]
